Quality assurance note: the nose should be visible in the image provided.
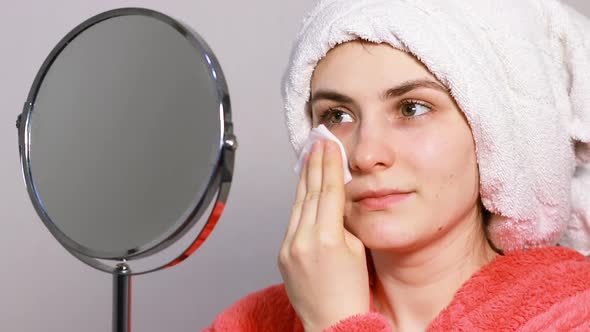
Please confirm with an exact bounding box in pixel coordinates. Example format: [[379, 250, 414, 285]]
[[347, 118, 395, 174]]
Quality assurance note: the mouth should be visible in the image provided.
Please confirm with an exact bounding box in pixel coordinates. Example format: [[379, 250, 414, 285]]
[[353, 189, 413, 211]]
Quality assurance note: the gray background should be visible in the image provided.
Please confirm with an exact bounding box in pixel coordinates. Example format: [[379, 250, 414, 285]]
[[1, 1, 588, 331]]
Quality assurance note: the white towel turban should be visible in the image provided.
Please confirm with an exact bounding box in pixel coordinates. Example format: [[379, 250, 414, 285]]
[[281, 0, 590, 254]]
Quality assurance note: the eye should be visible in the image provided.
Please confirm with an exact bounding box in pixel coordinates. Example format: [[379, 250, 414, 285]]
[[400, 100, 432, 118], [317, 108, 354, 128]]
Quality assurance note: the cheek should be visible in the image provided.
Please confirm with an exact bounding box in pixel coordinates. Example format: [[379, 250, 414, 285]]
[[406, 123, 478, 200]]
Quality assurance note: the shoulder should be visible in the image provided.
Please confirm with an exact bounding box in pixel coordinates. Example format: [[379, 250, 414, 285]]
[[466, 245, 590, 299], [431, 246, 590, 331], [204, 283, 303, 332], [487, 245, 590, 290], [504, 246, 590, 331]]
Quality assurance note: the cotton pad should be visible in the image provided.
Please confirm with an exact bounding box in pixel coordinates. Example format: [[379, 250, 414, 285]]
[[293, 124, 352, 184]]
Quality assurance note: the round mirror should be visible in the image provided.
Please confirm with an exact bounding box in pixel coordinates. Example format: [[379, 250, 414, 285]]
[[17, 8, 236, 272], [16, 8, 236, 331], [18, 7, 235, 263]]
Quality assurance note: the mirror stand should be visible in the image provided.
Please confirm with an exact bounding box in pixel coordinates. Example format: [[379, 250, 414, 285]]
[[113, 263, 132, 332]]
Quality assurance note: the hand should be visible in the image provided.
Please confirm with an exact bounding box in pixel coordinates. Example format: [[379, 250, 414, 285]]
[[278, 140, 370, 332]]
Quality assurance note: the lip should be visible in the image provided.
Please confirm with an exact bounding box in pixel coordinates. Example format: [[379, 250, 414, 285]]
[[353, 189, 413, 211]]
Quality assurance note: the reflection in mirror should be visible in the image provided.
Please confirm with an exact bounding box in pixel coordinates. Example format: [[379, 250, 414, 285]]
[[30, 14, 222, 258]]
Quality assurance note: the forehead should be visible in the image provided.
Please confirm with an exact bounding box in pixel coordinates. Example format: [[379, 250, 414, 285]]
[[311, 40, 437, 91]]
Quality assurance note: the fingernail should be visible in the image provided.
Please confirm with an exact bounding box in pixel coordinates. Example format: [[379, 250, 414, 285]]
[[312, 140, 323, 153]]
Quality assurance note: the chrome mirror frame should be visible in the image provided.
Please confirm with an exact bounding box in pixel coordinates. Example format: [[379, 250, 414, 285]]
[[16, 8, 237, 331]]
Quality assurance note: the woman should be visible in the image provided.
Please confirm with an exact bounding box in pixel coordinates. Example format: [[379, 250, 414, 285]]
[[205, 0, 590, 330]]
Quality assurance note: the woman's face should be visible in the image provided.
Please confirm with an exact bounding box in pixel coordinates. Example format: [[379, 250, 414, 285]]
[[309, 41, 481, 252]]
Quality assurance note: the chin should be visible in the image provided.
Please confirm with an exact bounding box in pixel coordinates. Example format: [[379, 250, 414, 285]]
[[361, 234, 419, 252], [346, 213, 425, 251]]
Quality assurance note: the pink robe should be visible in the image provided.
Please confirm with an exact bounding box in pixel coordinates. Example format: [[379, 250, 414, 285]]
[[204, 246, 590, 331]]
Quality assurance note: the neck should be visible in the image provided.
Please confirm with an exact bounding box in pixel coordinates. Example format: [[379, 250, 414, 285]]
[[370, 210, 497, 331]]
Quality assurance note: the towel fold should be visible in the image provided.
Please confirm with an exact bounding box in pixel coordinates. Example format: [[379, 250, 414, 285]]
[[281, 0, 590, 254]]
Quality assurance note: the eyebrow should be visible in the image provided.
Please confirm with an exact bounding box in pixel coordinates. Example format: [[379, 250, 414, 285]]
[[309, 79, 449, 106]]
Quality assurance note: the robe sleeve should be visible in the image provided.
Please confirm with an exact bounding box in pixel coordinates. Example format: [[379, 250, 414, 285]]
[[200, 284, 301, 332]]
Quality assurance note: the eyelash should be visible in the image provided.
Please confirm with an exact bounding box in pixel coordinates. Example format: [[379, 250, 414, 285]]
[[317, 99, 432, 125]]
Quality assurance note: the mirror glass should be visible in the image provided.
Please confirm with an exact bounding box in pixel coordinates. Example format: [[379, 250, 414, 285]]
[[25, 13, 226, 259]]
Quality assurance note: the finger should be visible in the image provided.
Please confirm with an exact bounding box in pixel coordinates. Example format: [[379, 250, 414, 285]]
[[344, 227, 365, 253], [316, 140, 345, 235], [283, 152, 309, 246], [295, 140, 324, 235]]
